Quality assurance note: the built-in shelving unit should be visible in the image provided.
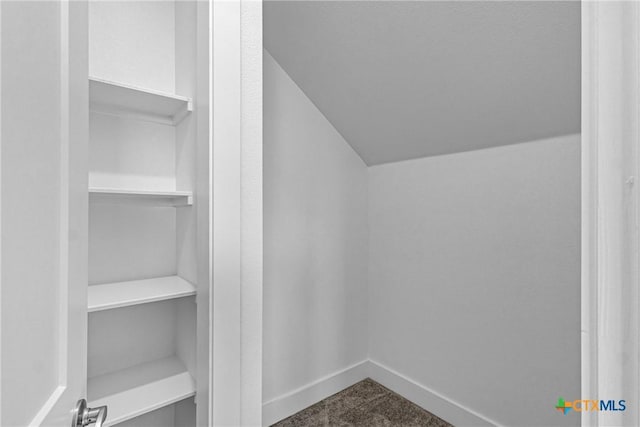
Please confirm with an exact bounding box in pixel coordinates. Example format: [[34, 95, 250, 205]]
[[87, 2, 206, 424], [89, 77, 192, 126], [88, 356, 195, 427], [88, 276, 196, 312], [89, 187, 193, 207]]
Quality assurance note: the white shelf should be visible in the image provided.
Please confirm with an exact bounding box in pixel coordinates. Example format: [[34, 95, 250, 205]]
[[88, 276, 196, 312], [88, 356, 195, 427], [89, 187, 193, 207], [89, 77, 192, 126]]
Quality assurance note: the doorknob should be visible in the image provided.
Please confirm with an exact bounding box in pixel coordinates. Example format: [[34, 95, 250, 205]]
[[72, 399, 108, 427]]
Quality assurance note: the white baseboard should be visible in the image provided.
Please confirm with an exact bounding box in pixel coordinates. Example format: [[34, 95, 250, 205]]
[[367, 360, 502, 427], [262, 360, 369, 426], [262, 359, 502, 427]]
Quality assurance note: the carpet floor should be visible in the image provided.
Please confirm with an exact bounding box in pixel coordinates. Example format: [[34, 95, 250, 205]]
[[271, 378, 455, 427]]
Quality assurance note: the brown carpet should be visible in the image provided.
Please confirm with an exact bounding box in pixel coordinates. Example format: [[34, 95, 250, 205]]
[[271, 378, 455, 427]]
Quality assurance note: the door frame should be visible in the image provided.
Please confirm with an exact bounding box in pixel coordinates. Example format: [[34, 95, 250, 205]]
[[582, 1, 640, 426], [210, 0, 263, 424]]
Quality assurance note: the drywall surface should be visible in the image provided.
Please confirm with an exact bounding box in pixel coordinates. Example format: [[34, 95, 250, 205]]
[[89, 0, 175, 92], [88, 204, 176, 285], [368, 135, 580, 426], [264, 50, 368, 406], [89, 112, 177, 191]]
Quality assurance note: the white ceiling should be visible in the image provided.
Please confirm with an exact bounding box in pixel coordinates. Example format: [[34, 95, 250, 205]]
[[264, 1, 581, 165]]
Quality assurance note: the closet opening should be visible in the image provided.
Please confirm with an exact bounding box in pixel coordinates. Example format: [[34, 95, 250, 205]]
[[263, 2, 581, 426]]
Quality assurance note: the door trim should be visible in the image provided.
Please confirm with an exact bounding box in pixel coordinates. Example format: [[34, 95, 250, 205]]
[[211, 0, 262, 424], [582, 1, 640, 426]]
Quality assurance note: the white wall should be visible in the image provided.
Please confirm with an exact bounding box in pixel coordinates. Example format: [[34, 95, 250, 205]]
[[368, 135, 581, 427], [89, 0, 175, 92], [263, 50, 368, 417]]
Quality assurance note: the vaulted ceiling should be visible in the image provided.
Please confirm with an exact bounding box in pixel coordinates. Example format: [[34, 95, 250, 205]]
[[264, 1, 580, 165]]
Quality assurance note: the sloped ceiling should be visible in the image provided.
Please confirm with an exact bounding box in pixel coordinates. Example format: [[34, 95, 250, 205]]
[[264, 1, 580, 165]]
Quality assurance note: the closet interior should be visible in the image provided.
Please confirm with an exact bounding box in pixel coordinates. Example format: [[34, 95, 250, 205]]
[[85, 2, 208, 426]]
